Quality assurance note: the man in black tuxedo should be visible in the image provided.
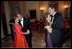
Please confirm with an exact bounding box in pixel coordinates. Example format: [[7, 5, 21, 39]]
[[17, 13, 32, 47], [48, 5, 65, 47]]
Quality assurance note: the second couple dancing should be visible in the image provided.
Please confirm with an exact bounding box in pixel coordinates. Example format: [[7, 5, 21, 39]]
[[44, 5, 65, 48]]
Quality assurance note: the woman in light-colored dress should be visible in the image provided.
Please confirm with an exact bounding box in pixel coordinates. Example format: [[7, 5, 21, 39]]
[[44, 15, 53, 48]]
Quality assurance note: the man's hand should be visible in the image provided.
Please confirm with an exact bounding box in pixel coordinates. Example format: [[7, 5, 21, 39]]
[[27, 30, 30, 34], [22, 29, 30, 34]]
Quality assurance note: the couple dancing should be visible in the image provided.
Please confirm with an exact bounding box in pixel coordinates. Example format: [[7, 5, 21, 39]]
[[13, 13, 32, 48], [44, 5, 65, 48]]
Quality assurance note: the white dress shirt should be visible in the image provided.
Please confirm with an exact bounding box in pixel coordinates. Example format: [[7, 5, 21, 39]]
[[20, 18, 30, 34], [20, 18, 23, 27]]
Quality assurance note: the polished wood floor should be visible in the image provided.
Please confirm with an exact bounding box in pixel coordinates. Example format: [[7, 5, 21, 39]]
[[1, 30, 71, 48]]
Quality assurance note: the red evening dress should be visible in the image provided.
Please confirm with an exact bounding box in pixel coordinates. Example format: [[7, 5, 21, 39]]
[[13, 24, 28, 48]]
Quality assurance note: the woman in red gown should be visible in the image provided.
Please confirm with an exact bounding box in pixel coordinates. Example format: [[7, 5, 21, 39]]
[[13, 18, 29, 48]]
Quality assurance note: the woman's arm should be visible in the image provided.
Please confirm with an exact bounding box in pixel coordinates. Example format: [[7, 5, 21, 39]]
[[14, 24, 30, 35], [44, 25, 52, 33]]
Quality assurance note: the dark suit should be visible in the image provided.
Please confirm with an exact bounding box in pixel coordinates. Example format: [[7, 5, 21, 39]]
[[9, 18, 15, 41], [51, 12, 65, 47], [21, 17, 32, 47]]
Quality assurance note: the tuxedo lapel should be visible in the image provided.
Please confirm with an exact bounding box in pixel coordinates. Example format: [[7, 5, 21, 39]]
[[52, 13, 58, 29], [52, 13, 57, 24]]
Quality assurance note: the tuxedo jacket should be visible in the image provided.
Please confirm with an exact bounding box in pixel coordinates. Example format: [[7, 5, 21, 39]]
[[22, 17, 32, 47], [21, 17, 31, 32], [51, 12, 65, 44]]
